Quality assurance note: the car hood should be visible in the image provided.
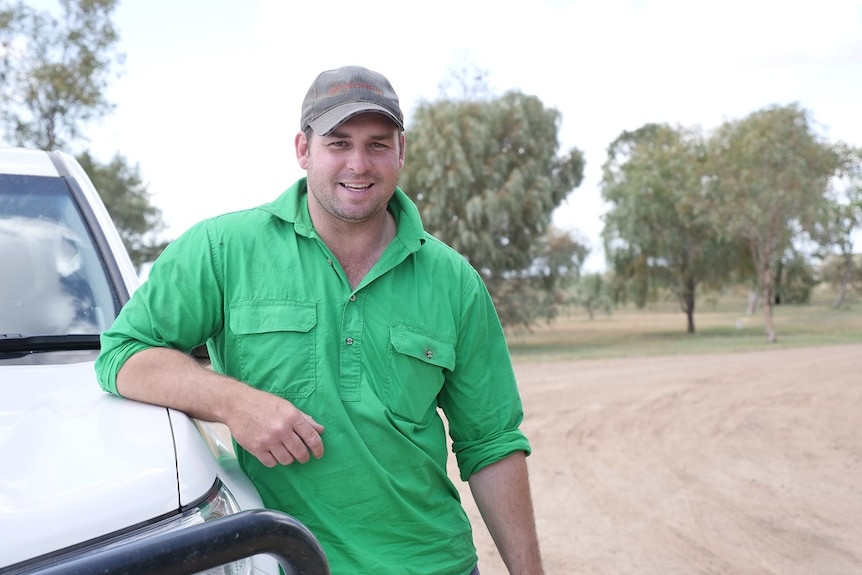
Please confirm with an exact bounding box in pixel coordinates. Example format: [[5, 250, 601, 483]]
[[0, 357, 181, 566]]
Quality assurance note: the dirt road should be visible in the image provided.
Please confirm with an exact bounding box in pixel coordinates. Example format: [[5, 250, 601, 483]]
[[454, 344, 862, 574]]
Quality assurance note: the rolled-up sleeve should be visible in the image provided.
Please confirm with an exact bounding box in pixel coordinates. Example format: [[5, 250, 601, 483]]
[[95, 221, 224, 396], [437, 271, 532, 481]]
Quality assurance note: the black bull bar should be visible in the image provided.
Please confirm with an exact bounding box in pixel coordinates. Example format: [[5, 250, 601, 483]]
[[30, 509, 330, 575]]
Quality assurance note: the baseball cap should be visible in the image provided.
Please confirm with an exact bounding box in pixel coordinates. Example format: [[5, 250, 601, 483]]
[[300, 65, 404, 136]]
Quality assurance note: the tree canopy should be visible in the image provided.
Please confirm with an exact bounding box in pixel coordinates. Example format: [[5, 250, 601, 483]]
[[1, 0, 168, 266], [809, 142, 862, 308], [601, 123, 740, 333], [0, 0, 122, 150], [399, 91, 586, 327], [598, 105, 855, 340], [708, 103, 838, 342], [76, 151, 168, 267]]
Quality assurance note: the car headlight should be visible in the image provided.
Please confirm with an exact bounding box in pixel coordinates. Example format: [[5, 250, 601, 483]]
[[176, 480, 252, 575], [113, 479, 255, 575], [3, 480, 256, 575]]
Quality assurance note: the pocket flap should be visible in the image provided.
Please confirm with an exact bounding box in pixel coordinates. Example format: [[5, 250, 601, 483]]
[[230, 301, 317, 334], [390, 324, 456, 371]]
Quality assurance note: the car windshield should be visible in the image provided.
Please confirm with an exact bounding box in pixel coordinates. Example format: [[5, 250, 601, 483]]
[[0, 174, 120, 339]]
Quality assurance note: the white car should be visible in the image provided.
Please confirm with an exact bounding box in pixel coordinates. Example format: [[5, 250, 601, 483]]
[[0, 148, 327, 574]]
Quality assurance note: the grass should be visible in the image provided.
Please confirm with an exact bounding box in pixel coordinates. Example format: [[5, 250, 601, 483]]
[[505, 288, 862, 362]]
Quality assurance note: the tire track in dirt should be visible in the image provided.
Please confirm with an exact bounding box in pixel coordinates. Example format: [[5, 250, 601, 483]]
[[454, 344, 862, 574]]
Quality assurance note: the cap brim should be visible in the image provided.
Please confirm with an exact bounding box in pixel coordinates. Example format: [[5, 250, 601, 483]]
[[308, 102, 404, 136]]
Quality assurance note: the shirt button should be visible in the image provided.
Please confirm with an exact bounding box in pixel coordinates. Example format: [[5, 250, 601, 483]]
[[425, 350, 433, 359], [345, 337, 354, 346], [349, 294, 356, 302]]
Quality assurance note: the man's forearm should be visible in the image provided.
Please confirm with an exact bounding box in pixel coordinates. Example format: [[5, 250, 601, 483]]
[[468, 451, 544, 575], [116, 346, 239, 424]]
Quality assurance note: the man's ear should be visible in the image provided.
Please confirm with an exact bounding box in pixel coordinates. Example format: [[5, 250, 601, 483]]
[[296, 131, 310, 169]]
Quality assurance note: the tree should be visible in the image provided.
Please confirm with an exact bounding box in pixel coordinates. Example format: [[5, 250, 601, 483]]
[[572, 272, 613, 320], [820, 254, 862, 307], [708, 104, 837, 342], [532, 225, 590, 322], [809, 143, 862, 308], [0, 0, 122, 150], [1, 0, 170, 267], [77, 151, 168, 267], [601, 123, 737, 334], [773, 248, 818, 304], [399, 91, 585, 327]]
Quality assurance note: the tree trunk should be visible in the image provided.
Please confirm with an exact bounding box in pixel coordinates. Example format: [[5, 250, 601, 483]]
[[760, 271, 778, 343], [832, 280, 849, 309], [773, 260, 783, 305], [763, 298, 777, 343], [746, 290, 759, 315], [832, 256, 854, 308], [682, 278, 696, 334]]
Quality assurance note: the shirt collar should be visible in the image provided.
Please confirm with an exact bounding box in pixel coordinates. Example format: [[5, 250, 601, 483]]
[[259, 177, 426, 251]]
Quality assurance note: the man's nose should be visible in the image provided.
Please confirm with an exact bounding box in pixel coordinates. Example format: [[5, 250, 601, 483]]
[[346, 147, 372, 172]]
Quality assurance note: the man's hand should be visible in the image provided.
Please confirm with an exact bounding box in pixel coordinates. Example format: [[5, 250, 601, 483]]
[[228, 387, 325, 467], [116, 347, 325, 468]]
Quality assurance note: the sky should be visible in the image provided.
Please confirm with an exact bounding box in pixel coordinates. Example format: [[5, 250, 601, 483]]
[[65, 0, 862, 271]]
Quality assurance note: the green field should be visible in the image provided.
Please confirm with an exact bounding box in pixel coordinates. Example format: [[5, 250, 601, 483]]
[[506, 288, 862, 362]]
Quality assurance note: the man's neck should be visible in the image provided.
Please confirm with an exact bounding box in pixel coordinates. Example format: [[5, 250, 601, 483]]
[[313, 210, 397, 289]]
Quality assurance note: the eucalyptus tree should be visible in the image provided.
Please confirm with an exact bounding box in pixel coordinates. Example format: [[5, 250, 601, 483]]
[[399, 91, 585, 327], [1, 0, 170, 267], [573, 272, 613, 320], [708, 104, 837, 342], [810, 142, 862, 307], [77, 151, 169, 267], [0, 0, 122, 151], [601, 123, 736, 334]]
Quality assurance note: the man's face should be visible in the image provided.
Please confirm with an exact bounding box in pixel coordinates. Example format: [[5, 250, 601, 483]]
[[296, 113, 405, 227]]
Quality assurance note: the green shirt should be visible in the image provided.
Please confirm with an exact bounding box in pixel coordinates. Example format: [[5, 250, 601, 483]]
[[96, 179, 531, 575]]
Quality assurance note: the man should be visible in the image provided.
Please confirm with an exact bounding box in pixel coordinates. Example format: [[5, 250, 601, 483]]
[[96, 65, 544, 575]]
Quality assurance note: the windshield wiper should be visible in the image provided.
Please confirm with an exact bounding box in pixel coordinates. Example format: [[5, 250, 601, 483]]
[[0, 333, 101, 353]]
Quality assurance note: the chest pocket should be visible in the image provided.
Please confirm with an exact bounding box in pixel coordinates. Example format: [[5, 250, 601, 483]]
[[229, 301, 317, 399], [385, 324, 456, 423]]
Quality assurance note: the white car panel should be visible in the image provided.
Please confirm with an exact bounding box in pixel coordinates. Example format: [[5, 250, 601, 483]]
[[170, 412, 261, 510], [0, 148, 58, 177], [0, 359, 178, 565]]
